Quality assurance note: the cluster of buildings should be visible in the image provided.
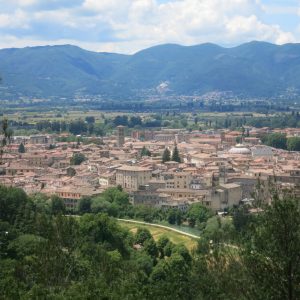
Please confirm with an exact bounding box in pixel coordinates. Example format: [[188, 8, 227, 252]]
[[0, 125, 300, 211]]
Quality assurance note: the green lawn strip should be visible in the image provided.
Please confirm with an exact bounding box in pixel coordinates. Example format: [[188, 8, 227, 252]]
[[117, 219, 198, 251]]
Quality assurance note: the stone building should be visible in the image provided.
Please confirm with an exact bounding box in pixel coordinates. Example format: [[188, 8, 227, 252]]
[[116, 126, 125, 147], [116, 165, 152, 191]]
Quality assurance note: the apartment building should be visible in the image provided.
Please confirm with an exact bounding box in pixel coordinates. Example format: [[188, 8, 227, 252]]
[[116, 165, 152, 191]]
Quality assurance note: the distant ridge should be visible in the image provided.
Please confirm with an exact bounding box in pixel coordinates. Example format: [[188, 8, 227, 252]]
[[1, 41, 300, 99]]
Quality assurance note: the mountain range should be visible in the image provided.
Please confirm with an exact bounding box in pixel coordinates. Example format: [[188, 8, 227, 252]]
[[1, 41, 300, 99]]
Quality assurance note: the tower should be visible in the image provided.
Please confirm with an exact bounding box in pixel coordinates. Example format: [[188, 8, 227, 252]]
[[220, 131, 225, 144], [219, 164, 227, 184], [117, 125, 125, 147]]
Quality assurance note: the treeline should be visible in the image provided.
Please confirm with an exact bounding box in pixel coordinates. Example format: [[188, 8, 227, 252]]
[[1, 185, 300, 299], [8, 110, 300, 138], [262, 133, 300, 151], [199, 112, 300, 130], [70, 187, 213, 230]]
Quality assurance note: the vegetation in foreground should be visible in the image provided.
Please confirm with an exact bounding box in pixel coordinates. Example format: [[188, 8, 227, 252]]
[[0, 185, 300, 299]]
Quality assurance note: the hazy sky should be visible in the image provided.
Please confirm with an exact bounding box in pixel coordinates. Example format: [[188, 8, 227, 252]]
[[0, 0, 299, 53]]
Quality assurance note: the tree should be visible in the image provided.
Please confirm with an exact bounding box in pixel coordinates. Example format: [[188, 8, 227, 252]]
[[149, 253, 193, 299], [85, 116, 95, 124], [0, 185, 28, 224], [18, 143, 25, 153], [232, 205, 254, 233], [70, 153, 86, 165], [141, 146, 151, 157], [243, 195, 300, 300], [0, 118, 13, 164], [135, 228, 152, 245], [167, 209, 182, 225], [287, 137, 300, 151], [143, 238, 158, 260], [129, 116, 142, 127], [171, 145, 181, 163], [78, 197, 91, 214], [66, 167, 76, 177], [157, 235, 169, 258], [167, 209, 177, 224], [69, 119, 87, 135], [100, 187, 129, 206], [50, 196, 65, 215], [162, 148, 171, 163], [187, 203, 213, 228], [113, 115, 128, 126], [265, 133, 287, 149]]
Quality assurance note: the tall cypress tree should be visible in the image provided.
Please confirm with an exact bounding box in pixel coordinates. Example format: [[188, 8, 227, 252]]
[[162, 148, 171, 163], [141, 146, 151, 157], [171, 145, 181, 163], [18, 143, 25, 153]]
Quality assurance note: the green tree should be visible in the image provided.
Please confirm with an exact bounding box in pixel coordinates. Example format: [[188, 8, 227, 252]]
[[162, 148, 171, 163], [0, 185, 28, 224], [100, 187, 129, 206], [167, 209, 177, 224], [171, 145, 181, 163], [157, 235, 169, 258], [134, 251, 153, 276], [66, 167, 76, 177], [50, 196, 65, 215], [287, 137, 300, 151], [85, 116, 95, 124], [135, 228, 152, 245], [141, 146, 151, 157], [265, 133, 287, 149], [242, 195, 300, 300], [187, 203, 213, 228], [149, 253, 193, 299], [232, 205, 254, 233], [70, 153, 86, 165], [143, 238, 158, 260], [0, 118, 13, 164], [79, 213, 130, 257], [78, 197, 92, 214], [18, 142, 25, 153]]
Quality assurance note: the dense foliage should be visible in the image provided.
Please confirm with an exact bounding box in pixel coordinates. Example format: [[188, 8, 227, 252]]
[[1, 185, 300, 299], [263, 133, 288, 149], [262, 133, 300, 151], [70, 153, 86, 165]]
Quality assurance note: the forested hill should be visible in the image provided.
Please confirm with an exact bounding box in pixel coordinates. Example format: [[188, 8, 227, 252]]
[[1, 41, 300, 99]]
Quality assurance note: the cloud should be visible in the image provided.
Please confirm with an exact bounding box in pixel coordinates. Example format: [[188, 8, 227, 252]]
[[0, 9, 29, 29], [226, 15, 295, 44], [0, 0, 297, 53], [103, 0, 295, 49]]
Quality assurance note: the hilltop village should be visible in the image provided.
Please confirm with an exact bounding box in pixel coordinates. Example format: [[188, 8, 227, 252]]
[[1, 126, 300, 212]]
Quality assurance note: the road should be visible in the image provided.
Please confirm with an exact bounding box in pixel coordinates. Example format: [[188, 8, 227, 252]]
[[117, 218, 200, 239]]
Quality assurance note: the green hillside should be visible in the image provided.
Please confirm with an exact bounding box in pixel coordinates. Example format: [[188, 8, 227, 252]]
[[1, 41, 300, 98]]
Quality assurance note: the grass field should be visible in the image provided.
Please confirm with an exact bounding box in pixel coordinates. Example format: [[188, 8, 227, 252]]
[[118, 220, 198, 251], [3, 108, 271, 124]]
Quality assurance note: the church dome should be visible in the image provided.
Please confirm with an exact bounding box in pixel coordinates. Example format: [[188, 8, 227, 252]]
[[228, 144, 251, 155]]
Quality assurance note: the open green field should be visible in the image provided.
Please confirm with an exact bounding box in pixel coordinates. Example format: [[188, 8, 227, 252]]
[[3, 108, 270, 124], [3, 109, 148, 123], [118, 220, 198, 251]]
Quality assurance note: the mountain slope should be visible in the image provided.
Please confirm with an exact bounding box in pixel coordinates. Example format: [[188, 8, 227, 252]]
[[1, 41, 300, 99], [0, 45, 128, 97]]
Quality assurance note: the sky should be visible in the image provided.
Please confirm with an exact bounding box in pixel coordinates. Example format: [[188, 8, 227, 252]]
[[0, 0, 299, 54]]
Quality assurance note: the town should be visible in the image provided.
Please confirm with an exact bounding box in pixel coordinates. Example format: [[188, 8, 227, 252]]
[[1, 123, 300, 213]]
